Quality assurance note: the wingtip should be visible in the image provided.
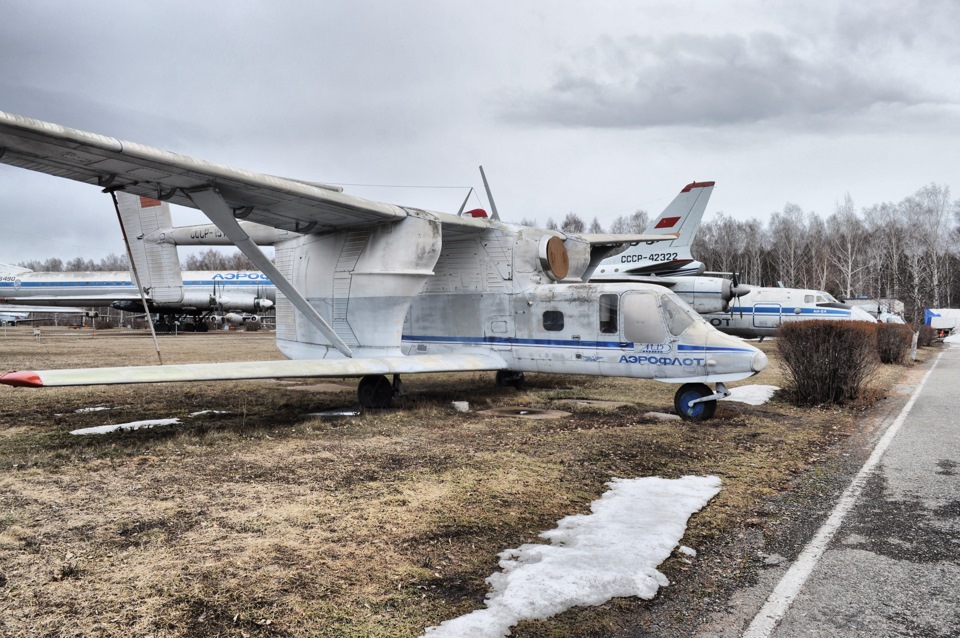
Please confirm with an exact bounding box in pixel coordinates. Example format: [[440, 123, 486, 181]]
[[0, 371, 44, 387]]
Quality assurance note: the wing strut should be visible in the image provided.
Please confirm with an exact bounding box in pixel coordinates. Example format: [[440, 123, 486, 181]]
[[107, 189, 163, 364], [185, 187, 354, 358]]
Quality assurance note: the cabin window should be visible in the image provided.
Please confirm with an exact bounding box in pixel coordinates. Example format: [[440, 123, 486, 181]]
[[599, 294, 618, 333], [622, 292, 667, 343], [542, 310, 564, 331], [661, 295, 695, 336], [804, 295, 814, 303]]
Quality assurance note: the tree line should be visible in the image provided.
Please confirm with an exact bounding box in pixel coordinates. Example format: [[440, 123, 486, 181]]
[[18, 184, 960, 324], [689, 183, 959, 325], [18, 249, 256, 273]]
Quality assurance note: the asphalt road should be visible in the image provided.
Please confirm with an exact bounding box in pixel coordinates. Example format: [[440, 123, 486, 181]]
[[741, 343, 960, 637]]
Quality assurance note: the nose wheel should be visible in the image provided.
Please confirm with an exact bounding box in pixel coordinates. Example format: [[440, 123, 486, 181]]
[[674, 382, 727, 421]]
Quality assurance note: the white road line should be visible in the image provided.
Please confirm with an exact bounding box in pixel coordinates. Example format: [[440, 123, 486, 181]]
[[741, 351, 944, 638]]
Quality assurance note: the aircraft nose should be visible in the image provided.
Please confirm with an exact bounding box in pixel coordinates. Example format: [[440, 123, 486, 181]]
[[752, 349, 768, 373]]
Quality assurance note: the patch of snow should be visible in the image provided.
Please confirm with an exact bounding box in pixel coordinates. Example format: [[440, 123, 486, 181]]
[[74, 406, 112, 413], [188, 410, 230, 417], [422, 475, 722, 638], [722, 385, 779, 406], [678, 545, 697, 557], [70, 418, 180, 436]]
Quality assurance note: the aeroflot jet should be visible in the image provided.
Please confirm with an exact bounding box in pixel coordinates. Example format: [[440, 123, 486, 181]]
[[594, 181, 713, 278], [701, 286, 878, 339], [0, 110, 768, 419], [0, 194, 274, 331], [590, 181, 750, 314]]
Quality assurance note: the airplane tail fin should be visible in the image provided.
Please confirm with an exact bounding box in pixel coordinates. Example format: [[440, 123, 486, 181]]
[[643, 181, 714, 248], [115, 192, 184, 303]]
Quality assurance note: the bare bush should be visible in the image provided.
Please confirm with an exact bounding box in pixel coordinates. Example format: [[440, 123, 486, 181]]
[[777, 320, 879, 406], [877, 323, 914, 364], [917, 324, 936, 348]]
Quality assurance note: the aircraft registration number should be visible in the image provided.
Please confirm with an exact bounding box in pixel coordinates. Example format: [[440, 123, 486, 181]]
[[621, 253, 678, 263]]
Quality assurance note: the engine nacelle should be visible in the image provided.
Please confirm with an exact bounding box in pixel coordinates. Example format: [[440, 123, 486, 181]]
[[213, 292, 270, 313], [667, 276, 736, 314]]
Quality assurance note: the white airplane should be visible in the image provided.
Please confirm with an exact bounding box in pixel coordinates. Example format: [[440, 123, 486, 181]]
[[0, 303, 91, 326], [135, 181, 744, 316], [593, 181, 713, 278], [0, 110, 768, 420], [701, 286, 878, 339], [0, 194, 274, 331], [590, 181, 750, 314]]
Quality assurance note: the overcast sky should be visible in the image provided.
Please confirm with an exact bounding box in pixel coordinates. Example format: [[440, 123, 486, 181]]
[[2, 0, 959, 264]]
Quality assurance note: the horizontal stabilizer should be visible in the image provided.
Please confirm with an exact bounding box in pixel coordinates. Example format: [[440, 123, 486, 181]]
[[0, 352, 508, 388]]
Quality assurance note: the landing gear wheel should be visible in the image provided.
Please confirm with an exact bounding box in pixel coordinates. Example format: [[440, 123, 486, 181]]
[[495, 370, 525, 390], [674, 383, 717, 421], [358, 375, 394, 409]]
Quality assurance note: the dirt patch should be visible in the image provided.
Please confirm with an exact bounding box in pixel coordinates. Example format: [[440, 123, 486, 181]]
[[0, 330, 929, 637]]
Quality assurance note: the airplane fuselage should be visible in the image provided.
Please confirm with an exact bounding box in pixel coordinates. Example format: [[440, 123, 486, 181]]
[[701, 287, 878, 338], [0, 270, 274, 312], [272, 215, 765, 384]]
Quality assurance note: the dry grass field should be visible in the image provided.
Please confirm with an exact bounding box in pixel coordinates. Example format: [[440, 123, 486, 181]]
[[0, 327, 921, 637]]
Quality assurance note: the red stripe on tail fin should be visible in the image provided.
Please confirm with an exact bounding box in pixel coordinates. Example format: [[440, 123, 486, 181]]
[[655, 216, 681, 229]]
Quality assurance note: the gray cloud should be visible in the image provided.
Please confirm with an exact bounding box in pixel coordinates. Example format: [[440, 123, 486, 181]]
[[506, 22, 955, 130]]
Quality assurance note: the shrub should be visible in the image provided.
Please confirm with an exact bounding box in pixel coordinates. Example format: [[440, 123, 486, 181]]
[[917, 324, 936, 348], [877, 323, 914, 364], [777, 320, 879, 406]]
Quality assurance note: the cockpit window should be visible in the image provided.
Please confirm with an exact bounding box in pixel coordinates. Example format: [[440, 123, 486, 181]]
[[622, 292, 667, 343], [599, 294, 618, 334], [661, 295, 695, 336]]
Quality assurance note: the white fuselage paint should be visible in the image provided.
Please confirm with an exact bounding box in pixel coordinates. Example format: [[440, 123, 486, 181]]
[[0, 270, 274, 312]]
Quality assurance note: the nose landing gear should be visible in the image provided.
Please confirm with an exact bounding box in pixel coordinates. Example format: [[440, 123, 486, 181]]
[[674, 382, 729, 421]]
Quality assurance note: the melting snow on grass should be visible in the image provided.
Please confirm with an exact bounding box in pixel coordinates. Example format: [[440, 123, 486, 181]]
[[722, 384, 779, 405], [422, 475, 721, 638], [70, 418, 181, 436]]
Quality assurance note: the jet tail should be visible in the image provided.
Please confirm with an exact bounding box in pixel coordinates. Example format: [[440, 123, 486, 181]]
[[642, 181, 714, 248], [115, 192, 184, 303]]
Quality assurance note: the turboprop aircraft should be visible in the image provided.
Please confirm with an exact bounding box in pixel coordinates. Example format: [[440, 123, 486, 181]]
[[701, 286, 878, 339], [590, 181, 751, 314], [0, 110, 767, 420], [0, 194, 275, 331]]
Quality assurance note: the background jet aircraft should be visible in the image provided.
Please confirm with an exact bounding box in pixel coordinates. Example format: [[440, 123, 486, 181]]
[[0, 110, 767, 419], [701, 286, 878, 339], [0, 194, 274, 331], [590, 181, 750, 314], [593, 181, 713, 278]]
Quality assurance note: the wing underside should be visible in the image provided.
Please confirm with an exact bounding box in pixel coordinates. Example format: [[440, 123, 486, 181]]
[[0, 111, 409, 233], [0, 353, 507, 388]]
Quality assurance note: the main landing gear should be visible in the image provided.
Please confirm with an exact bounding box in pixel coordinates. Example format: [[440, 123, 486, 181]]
[[357, 374, 405, 409], [673, 382, 730, 421]]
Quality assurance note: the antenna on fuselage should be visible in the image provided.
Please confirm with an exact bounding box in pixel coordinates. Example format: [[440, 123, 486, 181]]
[[479, 166, 500, 221]]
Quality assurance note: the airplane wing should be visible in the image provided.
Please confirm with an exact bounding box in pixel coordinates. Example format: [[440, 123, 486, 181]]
[[0, 352, 507, 387], [0, 110, 411, 234], [0, 303, 93, 313], [0, 296, 138, 306]]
